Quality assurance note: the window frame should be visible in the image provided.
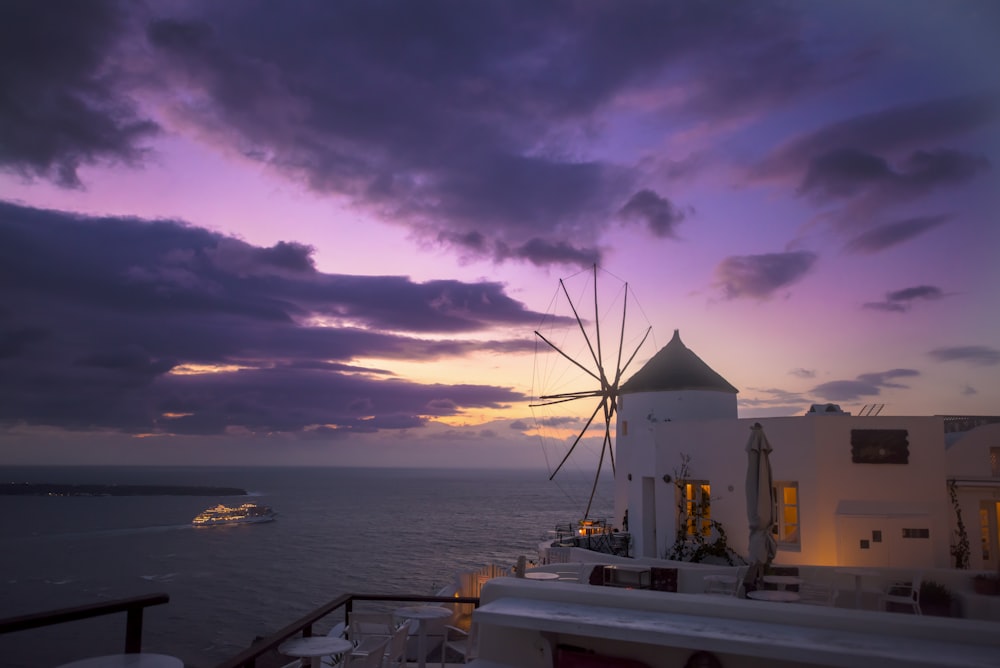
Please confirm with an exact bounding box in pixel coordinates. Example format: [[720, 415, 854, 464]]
[[772, 481, 800, 549], [679, 479, 712, 538]]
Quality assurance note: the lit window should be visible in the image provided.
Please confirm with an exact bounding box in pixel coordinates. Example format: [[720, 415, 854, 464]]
[[772, 482, 800, 546], [682, 480, 712, 537]]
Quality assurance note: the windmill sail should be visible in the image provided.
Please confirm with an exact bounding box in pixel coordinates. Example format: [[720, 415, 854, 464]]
[[531, 265, 653, 519]]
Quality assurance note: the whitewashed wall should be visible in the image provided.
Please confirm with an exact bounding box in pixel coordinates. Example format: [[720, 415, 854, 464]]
[[617, 412, 954, 569]]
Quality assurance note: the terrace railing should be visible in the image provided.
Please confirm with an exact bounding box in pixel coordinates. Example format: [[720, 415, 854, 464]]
[[0, 592, 169, 654], [216, 593, 481, 668]]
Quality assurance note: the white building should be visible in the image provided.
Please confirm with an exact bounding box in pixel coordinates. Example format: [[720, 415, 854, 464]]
[[615, 330, 1000, 571]]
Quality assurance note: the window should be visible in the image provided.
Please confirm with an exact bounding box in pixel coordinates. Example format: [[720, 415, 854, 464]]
[[772, 482, 800, 546], [682, 480, 711, 537], [902, 528, 930, 539]]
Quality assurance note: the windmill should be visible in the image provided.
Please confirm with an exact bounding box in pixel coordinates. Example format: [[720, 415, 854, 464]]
[[530, 265, 653, 520]]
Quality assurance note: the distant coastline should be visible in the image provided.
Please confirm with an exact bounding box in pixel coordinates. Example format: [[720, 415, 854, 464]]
[[0, 483, 248, 497]]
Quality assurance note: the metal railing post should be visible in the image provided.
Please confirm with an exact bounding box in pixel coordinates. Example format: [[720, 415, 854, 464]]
[[124, 605, 144, 653]]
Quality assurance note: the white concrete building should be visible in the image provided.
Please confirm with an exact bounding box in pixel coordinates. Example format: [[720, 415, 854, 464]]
[[615, 330, 1000, 571]]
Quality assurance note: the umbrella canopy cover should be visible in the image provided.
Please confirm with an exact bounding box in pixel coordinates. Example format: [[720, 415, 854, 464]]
[[745, 422, 777, 588]]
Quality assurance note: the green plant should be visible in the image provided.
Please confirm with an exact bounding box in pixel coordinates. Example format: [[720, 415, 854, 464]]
[[664, 453, 743, 565], [920, 580, 952, 605], [947, 479, 970, 569]]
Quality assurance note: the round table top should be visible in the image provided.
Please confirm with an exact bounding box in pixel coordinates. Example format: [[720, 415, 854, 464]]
[[57, 654, 183, 668], [747, 590, 801, 602], [394, 605, 452, 620], [279, 636, 353, 658], [524, 571, 560, 580]]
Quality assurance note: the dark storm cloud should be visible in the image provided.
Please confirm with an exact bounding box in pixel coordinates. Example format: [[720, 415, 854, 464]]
[[0, 201, 543, 435], [0, 0, 158, 187], [755, 93, 997, 234], [863, 285, 945, 313], [799, 147, 990, 212], [845, 215, 949, 254], [812, 368, 919, 401], [131, 1, 840, 267], [618, 190, 687, 238], [756, 93, 1000, 181], [928, 345, 1000, 367], [713, 251, 817, 300]]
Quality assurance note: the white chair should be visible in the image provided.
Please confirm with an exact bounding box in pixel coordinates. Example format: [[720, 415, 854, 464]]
[[440, 623, 478, 666], [343, 640, 389, 668], [382, 623, 409, 668], [798, 582, 838, 606], [347, 612, 396, 657], [704, 565, 747, 596], [881, 573, 922, 614]]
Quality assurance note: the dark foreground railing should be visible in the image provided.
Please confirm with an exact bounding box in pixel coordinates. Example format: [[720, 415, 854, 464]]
[[216, 593, 481, 668], [0, 592, 169, 654]]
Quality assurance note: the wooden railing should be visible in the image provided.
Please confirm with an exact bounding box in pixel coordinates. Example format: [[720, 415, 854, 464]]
[[0, 592, 169, 654], [215, 593, 481, 668]]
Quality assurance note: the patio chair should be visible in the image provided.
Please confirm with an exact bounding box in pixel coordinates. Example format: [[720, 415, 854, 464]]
[[880, 573, 922, 615], [343, 640, 389, 668], [440, 623, 478, 666], [347, 612, 397, 657], [383, 623, 409, 668], [798, 582, 838, 606], [704, 565, 747, 596]]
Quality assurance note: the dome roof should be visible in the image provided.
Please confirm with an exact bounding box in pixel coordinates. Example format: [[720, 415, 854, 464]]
[[620, 330, 738, 395]]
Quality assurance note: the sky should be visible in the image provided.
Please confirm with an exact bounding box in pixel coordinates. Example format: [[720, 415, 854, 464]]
[[1, 0, 998, 471]]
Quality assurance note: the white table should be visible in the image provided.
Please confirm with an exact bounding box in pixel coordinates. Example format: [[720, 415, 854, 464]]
[[57, 654, 183, 668], [835, 568, 880, 608], [395, 605, 451, 668], [747, 589, 801, 602], [279, 636, 353, 668], [524, 571, 560, 580]]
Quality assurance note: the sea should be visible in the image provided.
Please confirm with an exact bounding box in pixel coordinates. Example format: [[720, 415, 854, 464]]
[[0, 466, 613, 668]]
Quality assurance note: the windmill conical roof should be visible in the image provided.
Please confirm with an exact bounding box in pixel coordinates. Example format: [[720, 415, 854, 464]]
[[620, 330, 738, 394]]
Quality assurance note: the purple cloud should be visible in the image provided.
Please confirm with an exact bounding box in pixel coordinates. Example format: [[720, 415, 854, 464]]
[[0, 0, 158, 187], [618, 190, 688, 238], [863, 285, 945, 313], [713, 251, 817, 300], [846, 215, 949, 254], [755, 93, 1000, 182], [928, 346, 1000, 367], [812, 368, 919, 401], [0, 201, 543, 435]]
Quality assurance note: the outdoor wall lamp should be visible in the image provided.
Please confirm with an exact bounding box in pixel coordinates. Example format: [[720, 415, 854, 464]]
[[662, 474, 672, 483]]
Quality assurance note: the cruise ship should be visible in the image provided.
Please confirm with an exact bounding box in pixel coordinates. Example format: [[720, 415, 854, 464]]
[[191, 502, 276, 526]]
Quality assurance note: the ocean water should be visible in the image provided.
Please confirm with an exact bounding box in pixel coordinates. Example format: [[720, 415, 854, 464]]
[[0, 466, 612, 668]]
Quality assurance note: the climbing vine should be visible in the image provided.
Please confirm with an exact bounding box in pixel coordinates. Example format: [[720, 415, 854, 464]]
[[948, 479, 970, 569], [664, 453, 743, 565]]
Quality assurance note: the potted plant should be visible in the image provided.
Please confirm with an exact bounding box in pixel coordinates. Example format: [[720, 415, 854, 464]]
[[972, 573, 1000, 596], [919, 580, 953, 617]]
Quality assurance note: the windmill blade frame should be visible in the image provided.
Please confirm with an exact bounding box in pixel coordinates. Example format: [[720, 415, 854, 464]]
[[530, 265, 655, 519]]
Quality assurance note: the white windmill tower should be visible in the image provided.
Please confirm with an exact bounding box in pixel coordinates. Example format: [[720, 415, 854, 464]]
[[615, 329, 739, 558]]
